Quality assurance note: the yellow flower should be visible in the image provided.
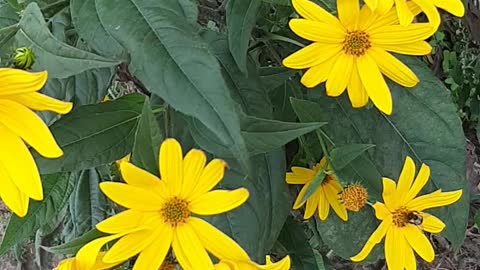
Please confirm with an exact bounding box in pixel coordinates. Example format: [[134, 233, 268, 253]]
[[75, 138, 250, 270], [286, 157, 347, 221], [215, 255, 291, 270], [364, 0, 464, 28], [54, 252, 119, 270], [0, 68, 72, 217], [351, 156, 462, 270], [283, 0, 434, 115]]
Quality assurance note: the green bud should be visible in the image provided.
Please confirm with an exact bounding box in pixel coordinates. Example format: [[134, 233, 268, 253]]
[[13, 47, 35, 70]]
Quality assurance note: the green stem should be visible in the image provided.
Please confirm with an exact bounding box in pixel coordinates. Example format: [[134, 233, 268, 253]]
[[163, 104, 171, 138], [265, 33, 306, 48]]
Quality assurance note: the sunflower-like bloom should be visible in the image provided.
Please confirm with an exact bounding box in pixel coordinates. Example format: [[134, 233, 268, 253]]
[[283, 0, 434, 115], [351, 156, 462, 270], [364, 0, 464, 28], [286, 157, 347, 221], [0, 68, 72, 217], [54, 252, 119, 270], [215, 255, 291, 270], [73, 139, 251, 270]]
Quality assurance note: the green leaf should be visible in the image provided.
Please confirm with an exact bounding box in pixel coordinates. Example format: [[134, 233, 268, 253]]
[[0, 173, 77, 255], [299, 167, 326, 205], [330, 144, 375, 170], [16, 3, 119, 78], [226, 0, 261, 73], [277, 217, 324, 270], [96, 0, 249, 172], [34, 94, 145, 174], [304, 57, 468, 255], [73, 68, 115, 105], [131, 99, 163, 175], [67, 168, 107, 239], [43, 228, 107, 255], [0, 2, 19, 27], [70, 0, 125, 58]]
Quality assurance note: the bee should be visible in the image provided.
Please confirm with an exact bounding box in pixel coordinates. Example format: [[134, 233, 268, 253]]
[[407, 211, 423, 226]]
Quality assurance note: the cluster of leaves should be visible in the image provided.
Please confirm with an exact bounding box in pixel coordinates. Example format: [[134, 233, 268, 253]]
[[0, 0, 469, 269]]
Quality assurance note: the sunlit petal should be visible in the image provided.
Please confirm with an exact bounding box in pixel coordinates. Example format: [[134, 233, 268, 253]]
[[372, 202, 391, 220], [337, 0, 359, 27], [324, 183, 348, 221], [369, 48, 419, 88], [5, 92, 72, 114], [291, 0, 341, 24], [304, 189, 321, 219], [103, 229, 157, 264], [395, 157, 416, 201], [0, 69, 47, 95], [433, 0, 464, 17], [385, 227, 406, 270], [420, 213, 445, 234], [190, 189, 249, 215], [351, 217, 391, 262], [283, 43, 341, 69], [404, 163, 430, 203], [159, 138, 183, 196], [347, 62, 369, 108], [407, 189, 462, 211], [132, 225, 173, 270], [99, 182, 164, 211], [326, 54, 353, 97], [288, 19, 345, 43], [191, 159, 227, 200], [173, 223, 214, 270], [318, 189, 330, 220], [300, 56, 338, 88], [181, 149, 207, 198], [404, 225, 435, 262]]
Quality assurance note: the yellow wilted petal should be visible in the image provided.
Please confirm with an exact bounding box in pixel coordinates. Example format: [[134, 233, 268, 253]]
[[0, 69, 47, 95], [132, 225, 173, 270], [0, 99, 63, 158], [189, 217, 250, 262], [190, 189, 249, 215], [404, 225, 435, 262], [5, 92, 72, 114], [0, 122, 42, 200], [351, 217, 391, 262], [159, 138, 183, 196], [173, 223, 214, 270], [99, 182, 164, 211]]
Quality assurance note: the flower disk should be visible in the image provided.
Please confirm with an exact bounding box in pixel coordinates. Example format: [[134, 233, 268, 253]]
[[341, 184, 368, 212], [283, 0, 435, 115]]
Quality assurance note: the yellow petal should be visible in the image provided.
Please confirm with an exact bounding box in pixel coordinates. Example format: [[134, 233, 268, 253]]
[[357, 54, 392, 115], [0, 161, 29, 217], [54, 258, 74, 270], [404, 225, 435, 262], [376, 0, 394, 14], [370, 24, 435, 45], [103, 229, 157, 264], [365, 1, 421, 29], [76, 234, 123, 270], [99, 182, 164, 211], [93, 253, 124, 270], [347, 62, 369, 108], [0, 69, 47, 95], [300, 56, 338, 88], [407, 189, 462, 211], [326, 54, 353, 97], [376, 41, 432, 55], [385, 227, 406, 270], [181, 149, 207, 198], [289, 19, 345, 43], [382, 177, 397, 211], [293, 182, 310, 209], [404, 163, 430, 203], [420, 213, 445, 234], [119, 161, 165, 196], [5, 92, 72, 114], [372, 202, 391, 220], [433, 0, 464, 17], [318, 189, 330, 220], [96, 210, 151, 234], [0, 99, 63, 158], [192, 159, 227, 199], [291, 0, 341, 25], [261, 256, 291, 270], [132, 224, 173, 270], [159, 138, 183, 196], [404, 242, 417, 270], [412, 0, 441, 28], [173, 223, 214, 270], [396, 156, 416, 201], [364, 0, 378, 10], [370, 48, 419, 88], [283, 43, 342, 69], [304, 189, 321, 219], [190, 189, 249, 215], [286, 167, 314, 184], [337, 0, 359, 27], [324, 183, 347, 221], [0, 122, 42, 200], [189, 217, 250, 262], [351, 217, 391, 262], [395, 0, 414, 26]]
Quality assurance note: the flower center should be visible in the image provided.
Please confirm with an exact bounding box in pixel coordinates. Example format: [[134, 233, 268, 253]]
[[343, 31, 371, 56], [159, 261, 177, 270], [392, 207, 423, 227], [341, 184, 368, 212], [161, 197, 190, 227]]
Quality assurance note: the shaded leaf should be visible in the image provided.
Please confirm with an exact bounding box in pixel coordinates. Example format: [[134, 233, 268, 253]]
[[330, 144, 375, 171], [43, 228, 106, 255]]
